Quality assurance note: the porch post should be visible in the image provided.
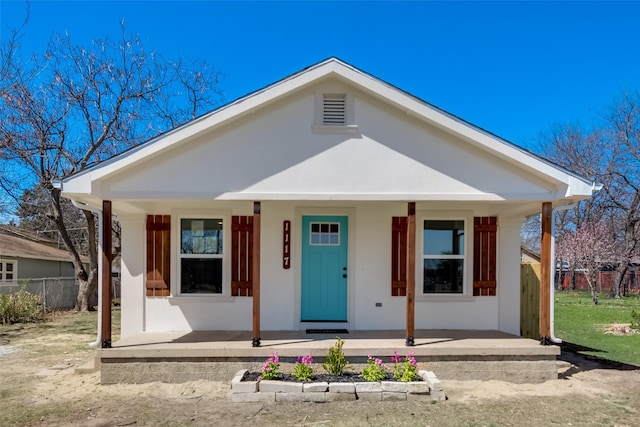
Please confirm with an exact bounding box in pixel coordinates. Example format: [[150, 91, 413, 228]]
[[539, 202, 552, 344], [406, 202, 416, 346], [252, 201, 261, 347], [101, 200, 113, 348]]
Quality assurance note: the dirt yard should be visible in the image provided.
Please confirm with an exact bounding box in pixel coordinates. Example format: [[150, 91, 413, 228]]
[[1, 313, 639, 426]]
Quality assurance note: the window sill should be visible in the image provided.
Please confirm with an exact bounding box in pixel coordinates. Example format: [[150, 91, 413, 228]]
[[311, 125, 359, 135], [416, 295, 476, 303], [168, 295, 236, 304]]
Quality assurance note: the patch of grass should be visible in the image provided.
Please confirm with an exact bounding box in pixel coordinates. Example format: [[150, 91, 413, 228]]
[[555, 291, 640, 366]]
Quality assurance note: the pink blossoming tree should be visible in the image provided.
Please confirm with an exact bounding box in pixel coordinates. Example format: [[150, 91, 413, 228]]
[[556, 222, 620, 304]]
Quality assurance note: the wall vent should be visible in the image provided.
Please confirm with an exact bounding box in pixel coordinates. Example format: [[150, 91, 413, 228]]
[[322, 94, 346, 125]]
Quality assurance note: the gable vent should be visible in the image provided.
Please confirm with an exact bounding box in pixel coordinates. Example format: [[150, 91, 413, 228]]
[[323, 94, 346, 125]]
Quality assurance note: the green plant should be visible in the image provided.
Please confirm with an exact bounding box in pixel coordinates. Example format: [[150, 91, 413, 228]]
[[260, 352, 280, 380], [292, 354, 314, 381], [361, 355, 387, 382], [0, 285, 42, 324], [322, 337, 350, 375], [390, 351, 417, 382], [631, 310, 640, 330]]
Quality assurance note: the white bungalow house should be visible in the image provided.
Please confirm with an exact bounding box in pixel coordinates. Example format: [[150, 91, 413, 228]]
[[58, 58, 594, 348]]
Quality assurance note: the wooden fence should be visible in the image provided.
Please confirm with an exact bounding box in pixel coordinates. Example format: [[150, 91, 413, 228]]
[[520, 263, 540, 340]]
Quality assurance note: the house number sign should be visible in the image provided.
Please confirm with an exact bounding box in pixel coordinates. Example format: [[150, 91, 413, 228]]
[[283, 220, 291, 269]]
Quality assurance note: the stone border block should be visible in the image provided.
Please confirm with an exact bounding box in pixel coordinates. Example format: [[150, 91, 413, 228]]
[[357, 392, 382, 401], [381, 381, 407, 393], [304, 382, 329, 392], [430, 389, 446, 402], [382, 391, 406, 401], [355, 382, 382, 393], [407, 381, 429, 395], [329, 382, 355, 393], [421, 370, 443, 391], [259, 380, 303, 393], [231, 369, 257, 393], [231, 392, 275, 403], [407, 393, 431, 401], [325, 392, 357, 401], [276, 392, 326, 402]]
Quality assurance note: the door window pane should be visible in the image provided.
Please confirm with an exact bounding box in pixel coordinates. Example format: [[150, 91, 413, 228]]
[[310, 222, 340, 246]]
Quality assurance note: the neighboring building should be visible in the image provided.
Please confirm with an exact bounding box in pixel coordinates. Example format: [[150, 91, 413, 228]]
[[58, 58, 595, 343], [0, 225, 78, 280], [521, 246, 541, 264]]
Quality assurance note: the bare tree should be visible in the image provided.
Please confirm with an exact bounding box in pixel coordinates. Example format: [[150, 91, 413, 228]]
[[534, 92, 640, 298], [604, 92, 640, 297], [0, 20, 221, 310]]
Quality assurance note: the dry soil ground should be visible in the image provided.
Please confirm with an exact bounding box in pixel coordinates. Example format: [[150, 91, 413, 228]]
[[1, 313, 639, 426]]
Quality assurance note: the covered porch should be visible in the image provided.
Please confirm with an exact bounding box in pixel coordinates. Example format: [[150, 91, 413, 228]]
[[97, 328, 559, 384]]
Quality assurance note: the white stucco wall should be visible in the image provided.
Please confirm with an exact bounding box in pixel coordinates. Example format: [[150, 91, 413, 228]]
[[117, 201, 524, 336], [100, 80, 557, 203]]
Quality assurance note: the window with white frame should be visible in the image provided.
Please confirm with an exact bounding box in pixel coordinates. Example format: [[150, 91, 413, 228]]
[[423, 220, 465, 294], [179, 218, 223, 294], [0, 260, 17, 281]]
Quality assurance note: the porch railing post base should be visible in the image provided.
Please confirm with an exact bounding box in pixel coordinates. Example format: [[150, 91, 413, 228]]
[[405, 336, 414, 346], [101, 338, 112, 349], [540, 336, 552, 346], [252, 337, 261, 347]]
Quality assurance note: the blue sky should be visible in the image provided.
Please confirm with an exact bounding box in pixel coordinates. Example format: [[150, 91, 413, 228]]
[[1, 1, 639, 150]]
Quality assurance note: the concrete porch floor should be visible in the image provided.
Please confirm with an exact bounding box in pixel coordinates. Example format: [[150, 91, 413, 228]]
[[105, 329, 558, 358], [98, 330, 560, 384]]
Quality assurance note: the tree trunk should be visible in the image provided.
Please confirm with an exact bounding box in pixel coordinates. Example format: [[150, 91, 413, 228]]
[[586, 271, 599, 305], [75, 208, 99, 311], [49, 187, 98, 311]]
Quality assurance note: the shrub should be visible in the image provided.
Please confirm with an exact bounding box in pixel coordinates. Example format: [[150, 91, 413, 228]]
[[292, 354, 314, 381], [390, 351, 418, 382], [0, 286, 42, 324], [361, 355, 387, 382], [323, 337, 350, 375], [260, 352, 280, 380]]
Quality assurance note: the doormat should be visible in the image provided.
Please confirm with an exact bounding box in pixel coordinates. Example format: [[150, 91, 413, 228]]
[[305, 329, 349, 334]]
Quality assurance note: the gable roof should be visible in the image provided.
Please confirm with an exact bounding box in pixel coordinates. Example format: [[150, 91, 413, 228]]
[[0, 232, 77, 263], [60, 57, 594, 201]]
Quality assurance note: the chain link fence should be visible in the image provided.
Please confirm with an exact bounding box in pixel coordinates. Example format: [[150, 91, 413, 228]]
[[0, 277, 121, 312], [0, 278, 79, 311]]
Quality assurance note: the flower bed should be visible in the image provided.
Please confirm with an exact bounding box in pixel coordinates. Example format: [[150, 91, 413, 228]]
[[230, 338, 445, 402], [230, 368, 445, 402]]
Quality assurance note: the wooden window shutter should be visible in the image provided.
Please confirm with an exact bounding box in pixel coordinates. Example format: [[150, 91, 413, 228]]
[[232, 216, 253, 296], [146, 215, 171, 297], [391, 216, 408, 296], [473, 217, 497, 296]]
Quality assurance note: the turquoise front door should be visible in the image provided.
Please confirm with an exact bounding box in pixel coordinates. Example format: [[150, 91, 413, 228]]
[[301, 215, 348, 321]]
